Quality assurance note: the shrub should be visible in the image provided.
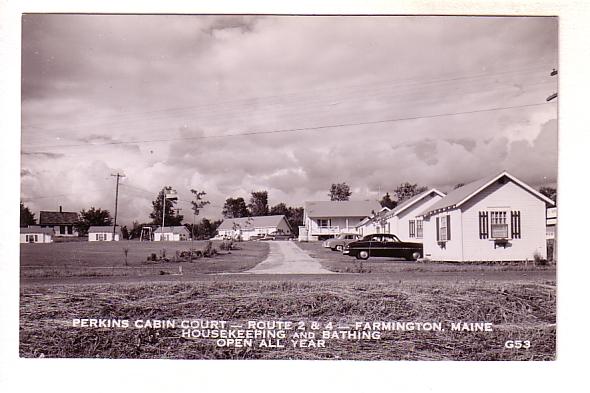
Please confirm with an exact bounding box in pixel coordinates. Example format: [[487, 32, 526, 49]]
[[534, 251, 548, 266]]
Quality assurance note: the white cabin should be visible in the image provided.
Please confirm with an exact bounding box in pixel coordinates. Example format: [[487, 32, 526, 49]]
[[419, 171, 555, 262], [154, 226, 190, 241], [20, 226, 54, 243], [88, 226, 122, 241], [217, 215, 292, 241]]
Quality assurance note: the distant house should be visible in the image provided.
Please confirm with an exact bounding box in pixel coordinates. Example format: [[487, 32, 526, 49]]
[[88, 226, 122, 242], [154, 226, 190, 241], [39, 206, 79, 237], [356, 189, 445, 241], [355, 207, 391, 237], [299, 200, 382, 241], [419, 171, 555, 262], [20, 226, 54, 243], [217, 215, 292, 241]]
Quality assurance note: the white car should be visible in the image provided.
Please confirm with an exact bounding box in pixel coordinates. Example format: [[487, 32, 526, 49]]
[[322, 233, 362, 251]]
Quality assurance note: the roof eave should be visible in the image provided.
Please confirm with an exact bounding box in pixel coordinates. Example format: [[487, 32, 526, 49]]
[[455, 171, 556, 208]]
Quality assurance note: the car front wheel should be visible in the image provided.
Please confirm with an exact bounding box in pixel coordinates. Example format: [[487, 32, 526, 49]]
[[357, 250, 369, 260], [336, 245, 343, 252]]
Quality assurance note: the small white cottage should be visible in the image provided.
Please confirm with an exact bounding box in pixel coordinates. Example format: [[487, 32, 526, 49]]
[[154, 226, 190, 241], [20, 226, 54, 243], [419, 171, 555, 262], [217, 215, 292, 241], [356, 189, 445, 241], [88, 226, 122, 241]]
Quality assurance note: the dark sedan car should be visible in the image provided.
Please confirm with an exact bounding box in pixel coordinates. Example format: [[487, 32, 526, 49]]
[[343, 233, 423, 261]]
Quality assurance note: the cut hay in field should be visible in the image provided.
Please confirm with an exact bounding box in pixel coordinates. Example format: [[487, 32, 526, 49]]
[[20, 280, 556, 360]]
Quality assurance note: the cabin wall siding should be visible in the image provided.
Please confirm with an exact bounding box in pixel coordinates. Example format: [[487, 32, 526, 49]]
[[460, 180, 547, 261], [394, 193, 444, 241], [422, 209, 463, 261]]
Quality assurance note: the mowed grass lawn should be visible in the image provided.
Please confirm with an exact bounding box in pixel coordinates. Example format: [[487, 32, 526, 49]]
[[20, 240, 269, 277], [296, 241, 556, 274], [19, 279, 556, 360]]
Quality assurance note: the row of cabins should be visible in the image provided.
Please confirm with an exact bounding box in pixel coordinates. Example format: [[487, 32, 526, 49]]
[[20, 225, 191, 243], [299, 171, 555, 262]]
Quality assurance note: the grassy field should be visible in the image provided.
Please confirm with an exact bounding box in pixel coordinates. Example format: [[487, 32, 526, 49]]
[[19, 279, 555, 360], [296, 241, 556, 274], [20, 240, 269, 277]]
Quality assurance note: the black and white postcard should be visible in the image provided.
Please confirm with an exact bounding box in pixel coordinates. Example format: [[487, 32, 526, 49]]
[[2, 2, 589, 392]]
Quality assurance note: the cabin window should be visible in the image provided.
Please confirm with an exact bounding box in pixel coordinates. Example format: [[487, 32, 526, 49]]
[[480, 210, 521, 239], [409, 220, 416, 238], [416, 220, 423, 238], [490, 211, 509, 239], [317, 219, 331, 227], [26, 234, 38, 243], [439, 217, 447, 241], [97, 233, 107, 241], [437, 215, 451, 242]]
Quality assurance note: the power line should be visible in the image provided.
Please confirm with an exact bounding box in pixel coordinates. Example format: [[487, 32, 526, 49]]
[[26, 77, 556, 142], [24, 100, 556, 151], [22, 63, 555, 133]]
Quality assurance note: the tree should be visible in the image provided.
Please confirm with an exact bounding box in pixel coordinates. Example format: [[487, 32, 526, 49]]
[[20, 202, 36, 227], [190, 189, 210, 216], [75, 207, 113, 236], [379, 192, 397, 209], [393, 182, 428, 203], [269, 202, 289, 216], [286, 206, 304, 237], [150, 186, 183, 226], [121, 225, 129, 240], [329, 182, 352, 201], [222, 197, 249, 218], [269, 203, 303, 236], [248, 191, 269, 216], [185, 218, 223, 240], [539, 186, 557, 203], [189, 189, 210, 239]]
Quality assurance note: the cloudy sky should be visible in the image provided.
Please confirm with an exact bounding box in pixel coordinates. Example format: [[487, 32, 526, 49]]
[[21, 14, 558, 225]]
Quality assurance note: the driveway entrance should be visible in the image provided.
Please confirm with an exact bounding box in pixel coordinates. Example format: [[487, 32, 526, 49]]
[[245, 241, 334, 274]]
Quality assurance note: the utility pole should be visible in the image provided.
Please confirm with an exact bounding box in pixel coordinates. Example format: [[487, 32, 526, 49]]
[[111, 172, 125, 241]]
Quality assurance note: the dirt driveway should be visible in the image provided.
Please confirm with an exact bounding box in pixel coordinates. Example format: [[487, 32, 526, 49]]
[[244, 241, 334, 274]]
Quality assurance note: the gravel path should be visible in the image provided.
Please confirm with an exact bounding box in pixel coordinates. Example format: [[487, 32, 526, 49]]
[[244, 241, 334, 274]]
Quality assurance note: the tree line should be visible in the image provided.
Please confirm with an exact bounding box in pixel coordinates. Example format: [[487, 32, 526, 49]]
[[20, 183, 558, 238]]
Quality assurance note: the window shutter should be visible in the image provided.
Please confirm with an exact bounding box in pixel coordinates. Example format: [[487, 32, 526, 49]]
[[511, 211, 521, 239], [409, 220, 415, 237], [446, 215, 451, 241], [479, 211, 489, 239], [436, 217, 440, 241]]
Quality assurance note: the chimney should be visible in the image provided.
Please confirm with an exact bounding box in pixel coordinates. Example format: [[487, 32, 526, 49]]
[[59, 205, 62, 213]]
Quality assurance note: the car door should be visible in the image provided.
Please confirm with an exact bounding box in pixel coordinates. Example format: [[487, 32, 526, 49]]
[[382, 235, 403, 258], [369, 235, 387, 257]]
